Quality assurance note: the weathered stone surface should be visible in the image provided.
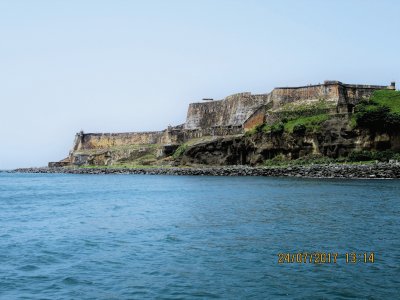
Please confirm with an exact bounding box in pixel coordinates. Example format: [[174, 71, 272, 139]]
[[48, 161, 70, 168], [269, 81, 393, 112], [184, 92, 268, 129], [72, 130, 179, 151], [177, 115, 400, 166]]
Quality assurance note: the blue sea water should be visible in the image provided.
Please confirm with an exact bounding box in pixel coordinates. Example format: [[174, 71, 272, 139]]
[[0, 173, 399, 300]]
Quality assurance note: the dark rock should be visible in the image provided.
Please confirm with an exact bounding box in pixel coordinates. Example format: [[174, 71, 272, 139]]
[[11, 163, 400, 179]]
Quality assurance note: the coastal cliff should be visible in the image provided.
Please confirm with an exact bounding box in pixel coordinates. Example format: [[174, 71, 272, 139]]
[[49, 80, 400, 168]]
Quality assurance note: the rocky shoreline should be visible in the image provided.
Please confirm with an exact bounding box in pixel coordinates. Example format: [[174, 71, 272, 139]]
[[9, 163, 400, 178]]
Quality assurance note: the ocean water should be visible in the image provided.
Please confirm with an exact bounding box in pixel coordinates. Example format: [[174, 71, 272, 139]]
[[0, 173, 399, 300]]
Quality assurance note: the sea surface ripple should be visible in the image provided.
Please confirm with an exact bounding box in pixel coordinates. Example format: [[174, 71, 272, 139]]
[[0, 173, 399, 299]]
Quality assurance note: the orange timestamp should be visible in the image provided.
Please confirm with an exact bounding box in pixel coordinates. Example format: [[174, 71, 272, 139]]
[[277, 252, 375, 264]]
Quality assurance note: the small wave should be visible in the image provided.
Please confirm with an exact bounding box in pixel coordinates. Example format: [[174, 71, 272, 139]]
[[62, 277, 79, 285], [83, 240, 99, 247], [18, 264, 39, 271], [62, 277, 93, 286], [165, 234, 182, 242]]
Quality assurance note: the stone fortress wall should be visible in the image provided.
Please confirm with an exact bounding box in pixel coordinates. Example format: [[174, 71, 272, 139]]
[[72, 91, 271, 153], [71, 130, 182, 152], [269, 80, 395, 112], [51, 80, 395, 166], [184, 92, 269, 129], [269, 83, 339, 108], [74, 81, 395, 150], [66, 129, 184, 166], [185, 81, 395, 133]]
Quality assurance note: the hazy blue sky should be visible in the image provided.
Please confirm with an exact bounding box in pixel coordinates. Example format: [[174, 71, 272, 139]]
[[1, 0, 399, 169]]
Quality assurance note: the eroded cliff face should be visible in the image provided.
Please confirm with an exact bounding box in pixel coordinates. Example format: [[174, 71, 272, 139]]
[[177, 116, 400, 166]]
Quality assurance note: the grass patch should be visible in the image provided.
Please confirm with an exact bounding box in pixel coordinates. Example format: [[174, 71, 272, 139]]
[[264, 154, 339, 167], [353, 90, 400, 132], [250, 113, 329, 136], [172, 143, 188, 159], [263, 155, 379, 167], [284, 114, 330, 133], [349, 115, 357, 128], [273, 100, 335, 121], [244, 127, 258, 136], [263, 150, 400, 167], [370, 90, 400, 113], [348, 150, 400, 162]]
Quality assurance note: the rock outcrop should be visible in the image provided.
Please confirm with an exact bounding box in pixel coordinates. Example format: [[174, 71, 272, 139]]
[[177, 116, 400, 166], [14, 163, 400, 179]]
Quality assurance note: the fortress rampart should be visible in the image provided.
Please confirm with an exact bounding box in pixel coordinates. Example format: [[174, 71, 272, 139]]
[[185, 92, 268, 129], [184, 81, 394, 131], [269, 81, 394, 112], [50, 80, 396, 166], [72, 130, 181, 152], [270, 84, 339, 108]]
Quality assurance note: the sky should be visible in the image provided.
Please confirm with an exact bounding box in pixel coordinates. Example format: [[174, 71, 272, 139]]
[[0, 0, 399, 169]]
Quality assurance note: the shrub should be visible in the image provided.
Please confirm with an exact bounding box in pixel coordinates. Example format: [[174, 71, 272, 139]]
[[355, 105, 390, 131], [284, 114, 329, 133], [354, 92, 400, 132], [245, 123, 265, 136], [255, 123, 266, 133], [272, 153, 286, 161], [348, 150, 374, 162], [347, 150, 398, 162], [264, 154, 287, 166], [172, 144, 188, 159], [293, 124, 306, 135], [261, 124, 271, 134], [373, 150, 395, 162], [369, 90, 400, 113], [270, 122, 284, 135], [295, 155, 335, 165], [244, 128, 257, 136]]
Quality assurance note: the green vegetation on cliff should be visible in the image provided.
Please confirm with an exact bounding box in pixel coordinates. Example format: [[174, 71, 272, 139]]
[[276, 99, 335, 116], [263, 151, 400, 167], [353, 90, 400, 132], [283, 114, 329, 133], [172, 143, 188, 159], [246, 100, 333, 136], [71, 89, 400, 168], [371, 90, 400, 113], [248, 113, 330, 136], [252, 90, 400, 136], [347, 150, 400, 162]]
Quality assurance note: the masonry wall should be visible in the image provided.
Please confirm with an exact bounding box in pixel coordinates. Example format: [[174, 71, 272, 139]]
[[269, 81, 391, 110], [269, 84, 340, 109], [185, 93, 268, 129], [183, 126, 244, 140], [243, 106, 265, 131], [341, 84, 386, 105], [73, 131, 180, 151]]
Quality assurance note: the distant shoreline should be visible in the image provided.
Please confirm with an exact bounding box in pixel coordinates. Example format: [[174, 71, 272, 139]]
[[9, 163, 400, 179]]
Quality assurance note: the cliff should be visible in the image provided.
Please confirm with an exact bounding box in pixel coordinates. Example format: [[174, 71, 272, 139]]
[[177, 116, 400, 166], [49, 80, 398, 167]]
